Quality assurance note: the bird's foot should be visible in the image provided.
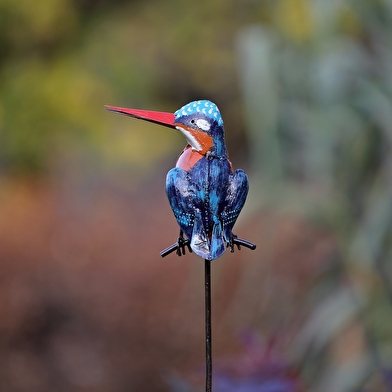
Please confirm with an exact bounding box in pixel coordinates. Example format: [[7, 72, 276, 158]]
[[176, 236, 192, 256], [227, 235, 257, 253], [160, 235, 192, 258]]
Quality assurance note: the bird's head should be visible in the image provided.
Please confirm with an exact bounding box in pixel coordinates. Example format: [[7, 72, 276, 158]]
[[105, 100, 227, 157], [173, 100, 226, 157]]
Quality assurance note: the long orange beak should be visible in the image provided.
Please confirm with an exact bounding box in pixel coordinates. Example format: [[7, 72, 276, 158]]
[[105, 105, 176, 129]]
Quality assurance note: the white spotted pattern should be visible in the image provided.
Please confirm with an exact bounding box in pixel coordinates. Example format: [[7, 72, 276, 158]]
[[174, 100, 223, 127]]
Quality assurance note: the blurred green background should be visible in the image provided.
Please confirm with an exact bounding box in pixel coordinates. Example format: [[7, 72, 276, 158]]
[[1, 0, 392, 391]]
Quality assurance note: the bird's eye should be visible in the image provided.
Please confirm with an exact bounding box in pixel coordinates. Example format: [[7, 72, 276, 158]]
[[190, 119, 195, 124]]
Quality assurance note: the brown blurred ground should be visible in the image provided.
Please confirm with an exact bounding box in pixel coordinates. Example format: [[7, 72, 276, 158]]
[[0, 171, 337, 391]]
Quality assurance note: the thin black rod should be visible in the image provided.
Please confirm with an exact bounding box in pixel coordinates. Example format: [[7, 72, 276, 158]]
[[205, 259, 212, 392]]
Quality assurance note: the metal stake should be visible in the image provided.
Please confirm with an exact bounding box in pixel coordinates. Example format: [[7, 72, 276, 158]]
[[161, 240, 256, 392], [205, 259, 212, 392]]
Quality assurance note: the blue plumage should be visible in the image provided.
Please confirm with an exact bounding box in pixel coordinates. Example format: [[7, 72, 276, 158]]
[[166, 100, 249, 260]]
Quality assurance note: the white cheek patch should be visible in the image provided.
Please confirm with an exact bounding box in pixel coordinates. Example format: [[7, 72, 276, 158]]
[[176, 126, 202, 151], [196, 119, 210, 131]]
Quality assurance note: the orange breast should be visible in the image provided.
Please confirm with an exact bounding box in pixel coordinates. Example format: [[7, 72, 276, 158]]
[[176, 145, 203, 171]]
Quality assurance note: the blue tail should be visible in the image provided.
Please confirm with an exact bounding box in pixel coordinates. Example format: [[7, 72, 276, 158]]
[[210, 220, 226, 260], [190, 215, 225, 260]]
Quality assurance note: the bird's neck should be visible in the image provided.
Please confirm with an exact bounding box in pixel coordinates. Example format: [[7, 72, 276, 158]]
[[210, 133, 227, 158]]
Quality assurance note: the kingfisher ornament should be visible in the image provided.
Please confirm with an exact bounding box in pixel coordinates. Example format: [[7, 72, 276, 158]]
[[105, 100, 256, 260]]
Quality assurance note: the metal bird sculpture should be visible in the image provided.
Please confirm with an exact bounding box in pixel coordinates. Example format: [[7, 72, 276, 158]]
[[105, 100, 255, 260]]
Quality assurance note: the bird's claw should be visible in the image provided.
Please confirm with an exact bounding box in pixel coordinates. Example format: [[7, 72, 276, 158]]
[[176, 236, 192, 256], [227, 235, 256, 253], [228, 235, 239, 253], [160, 234, 192, 258]]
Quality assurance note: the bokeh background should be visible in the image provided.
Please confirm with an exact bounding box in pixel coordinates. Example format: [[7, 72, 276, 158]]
[[1, 0, 392, 391]]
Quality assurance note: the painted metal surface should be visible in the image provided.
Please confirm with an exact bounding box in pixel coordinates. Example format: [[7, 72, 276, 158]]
[[105, 100, 255, 260]]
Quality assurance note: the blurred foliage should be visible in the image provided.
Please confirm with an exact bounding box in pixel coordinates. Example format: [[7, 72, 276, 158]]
[[0, 0, 265, 175], [1, 0, 392, 391], [235, 0, 392, 391]]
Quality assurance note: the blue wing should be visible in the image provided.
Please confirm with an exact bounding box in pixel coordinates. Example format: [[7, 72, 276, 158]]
[[221, 169, 249, 242], [165, 167, 195, 240], [166, 167, 212, 259]]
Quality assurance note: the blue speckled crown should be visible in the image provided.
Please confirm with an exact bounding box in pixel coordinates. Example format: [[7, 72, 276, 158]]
[[175, 100, 223, 127]]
